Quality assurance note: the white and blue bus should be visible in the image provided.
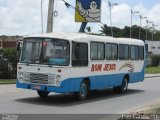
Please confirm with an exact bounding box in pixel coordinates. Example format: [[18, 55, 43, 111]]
[[17, 33, 145, 100]]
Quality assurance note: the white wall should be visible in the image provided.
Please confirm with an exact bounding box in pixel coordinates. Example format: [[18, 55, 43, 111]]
[[145, 40, 160, 55]]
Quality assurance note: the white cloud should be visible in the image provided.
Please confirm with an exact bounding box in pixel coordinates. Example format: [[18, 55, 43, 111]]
[[53, 1, 81, 32], [0, 0, 42, 35], [0, 0, 160, 35], [111, 3, 131, 28], [133, 3, 160, 29]]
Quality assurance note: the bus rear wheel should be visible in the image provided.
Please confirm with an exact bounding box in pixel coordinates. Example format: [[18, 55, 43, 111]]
[[74, 81, 88, 101], [37, 91, 49, 98], [113, 77, 128, 93]]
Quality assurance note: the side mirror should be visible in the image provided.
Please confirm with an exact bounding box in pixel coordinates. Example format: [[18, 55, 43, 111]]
[[16, 39, 23, 51], [16, 42, 20, 51]]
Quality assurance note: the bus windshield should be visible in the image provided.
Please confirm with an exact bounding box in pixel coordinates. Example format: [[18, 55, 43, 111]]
[[20, 38, 70, 66]]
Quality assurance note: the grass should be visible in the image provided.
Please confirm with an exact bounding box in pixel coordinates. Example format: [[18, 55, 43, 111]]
[[145, 66, 160, 74], [0, 79, 16, 84]]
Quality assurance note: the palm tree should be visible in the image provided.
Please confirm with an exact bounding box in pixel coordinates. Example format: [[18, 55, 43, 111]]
[[86, 26, 92, 34], [99, 24, 111, 36]]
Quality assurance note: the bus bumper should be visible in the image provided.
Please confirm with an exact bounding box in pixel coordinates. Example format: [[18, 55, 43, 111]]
[[16, 81, 70, 93]]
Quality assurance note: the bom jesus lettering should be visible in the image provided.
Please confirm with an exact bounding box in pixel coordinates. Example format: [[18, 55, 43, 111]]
[[91, 64, 116, 72]]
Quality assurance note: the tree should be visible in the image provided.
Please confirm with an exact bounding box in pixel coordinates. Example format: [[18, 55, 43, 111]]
[[154, 31, 160, 40], [131, 25, 139, 39], [121, 26, 130, 38], [86, 26, 92, 34], [112, 26, 122, 37], [0, 48, 19, 79], [99, 24, 160, 40], [99, 24, 111, 36], [99, 24, 122, 37]]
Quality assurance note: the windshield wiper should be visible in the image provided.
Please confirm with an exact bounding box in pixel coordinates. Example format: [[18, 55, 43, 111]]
[[46, 63, 54, 67], [26, 61, 31, 66]]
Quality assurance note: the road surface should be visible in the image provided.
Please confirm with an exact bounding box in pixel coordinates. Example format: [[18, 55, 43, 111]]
[[0, 77, 160, 116]]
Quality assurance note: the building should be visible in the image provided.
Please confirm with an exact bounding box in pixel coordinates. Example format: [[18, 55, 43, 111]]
[[145, 40, 160, 66], [0, 36, 22, 49], [145, 40, 160, 55]]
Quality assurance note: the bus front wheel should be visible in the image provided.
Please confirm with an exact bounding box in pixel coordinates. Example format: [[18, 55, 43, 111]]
[[113, 77, 128, 93], [74, 81, 88, 101], [37, 91, 49, 98]]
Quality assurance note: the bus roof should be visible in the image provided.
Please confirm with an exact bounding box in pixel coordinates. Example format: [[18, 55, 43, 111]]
[[24, 32, 144, 46]]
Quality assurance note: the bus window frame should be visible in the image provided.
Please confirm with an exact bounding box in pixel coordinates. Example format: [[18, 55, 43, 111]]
[[20, 37, 70, 66], [106, 42, 118, 60], [72, 41, 89, 67], [130, 45, 139, 60], [119, 44, 130, 60], [139, 46, 144, 60], [90, 41, 105, 60]]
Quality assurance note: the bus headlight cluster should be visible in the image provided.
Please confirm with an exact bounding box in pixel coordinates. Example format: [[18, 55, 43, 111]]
[[55, 75, 61, 86], [18, 72, 24, 82]]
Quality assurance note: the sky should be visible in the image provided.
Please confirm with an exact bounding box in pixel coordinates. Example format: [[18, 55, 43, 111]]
[[0, 0, 160, 35]]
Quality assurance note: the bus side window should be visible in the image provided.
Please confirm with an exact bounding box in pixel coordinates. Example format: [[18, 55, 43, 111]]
[[91, 42, 105, 60], [72, 42, 88, 67], [130, 45, 139, 60], [106, 43, 118, 60], [119, 44, 129, 60], [111, 44, 118, 60], [139, 46, 144, 60]]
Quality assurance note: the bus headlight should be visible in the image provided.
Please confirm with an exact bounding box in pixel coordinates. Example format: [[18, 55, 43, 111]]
[[55, 75, 61, 86], [19, 76, 23, 82], [18, 72, 24, 82]]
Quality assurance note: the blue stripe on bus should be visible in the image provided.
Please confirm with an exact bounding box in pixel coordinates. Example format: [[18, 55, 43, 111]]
[[16, 71, 144, 93]]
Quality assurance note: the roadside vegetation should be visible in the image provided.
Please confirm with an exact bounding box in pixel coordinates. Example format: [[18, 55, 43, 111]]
[[0, 79, 16, 84], [145, 66, 160, 74], [0, 48, 17, 84], [0, 48, 20, 79], [98, 24, 160, 41], [145, 55, 160, 74]]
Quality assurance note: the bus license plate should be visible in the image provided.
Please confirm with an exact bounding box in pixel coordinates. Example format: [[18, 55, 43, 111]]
[[33, 86, 41, 90]]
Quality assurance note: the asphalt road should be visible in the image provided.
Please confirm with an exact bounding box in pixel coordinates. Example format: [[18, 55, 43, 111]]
[[0, 77, 160, 118]]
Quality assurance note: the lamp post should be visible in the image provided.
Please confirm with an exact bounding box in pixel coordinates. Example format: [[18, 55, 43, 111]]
[[41, 0, 44, 34], [130, 9, 139, 38], [146, 20, 153, 40], [108, 1, 118, 37], [151, 24, 158, 41], [139, 15, 147, 39]]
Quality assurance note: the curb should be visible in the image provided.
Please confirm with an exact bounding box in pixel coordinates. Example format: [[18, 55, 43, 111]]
[[0, 83, 16, 85], [145, 76, 160, 78]]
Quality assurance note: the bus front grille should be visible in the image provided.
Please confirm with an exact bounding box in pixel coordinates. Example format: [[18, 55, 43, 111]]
[[23, 73, 49, 84], [30, 73, 48, 84]]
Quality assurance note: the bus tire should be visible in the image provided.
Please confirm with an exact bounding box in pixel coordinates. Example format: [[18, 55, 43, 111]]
[[74, 81, 88, 101], [37, 90, 49, 98], [113, 86, 120, 93], [113, 77, 128, 93]]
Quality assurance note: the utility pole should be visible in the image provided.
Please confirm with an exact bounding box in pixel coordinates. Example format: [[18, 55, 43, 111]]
[[130, 9, 139, 38], [108, 1, 118, 37], [139, 15, 142, 39], [151, 24, 158, 41], [139, 15, 147, 39], [41, 0, 44, 33], [47, 0, 54, 33], [146, 20, 153, 41]]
